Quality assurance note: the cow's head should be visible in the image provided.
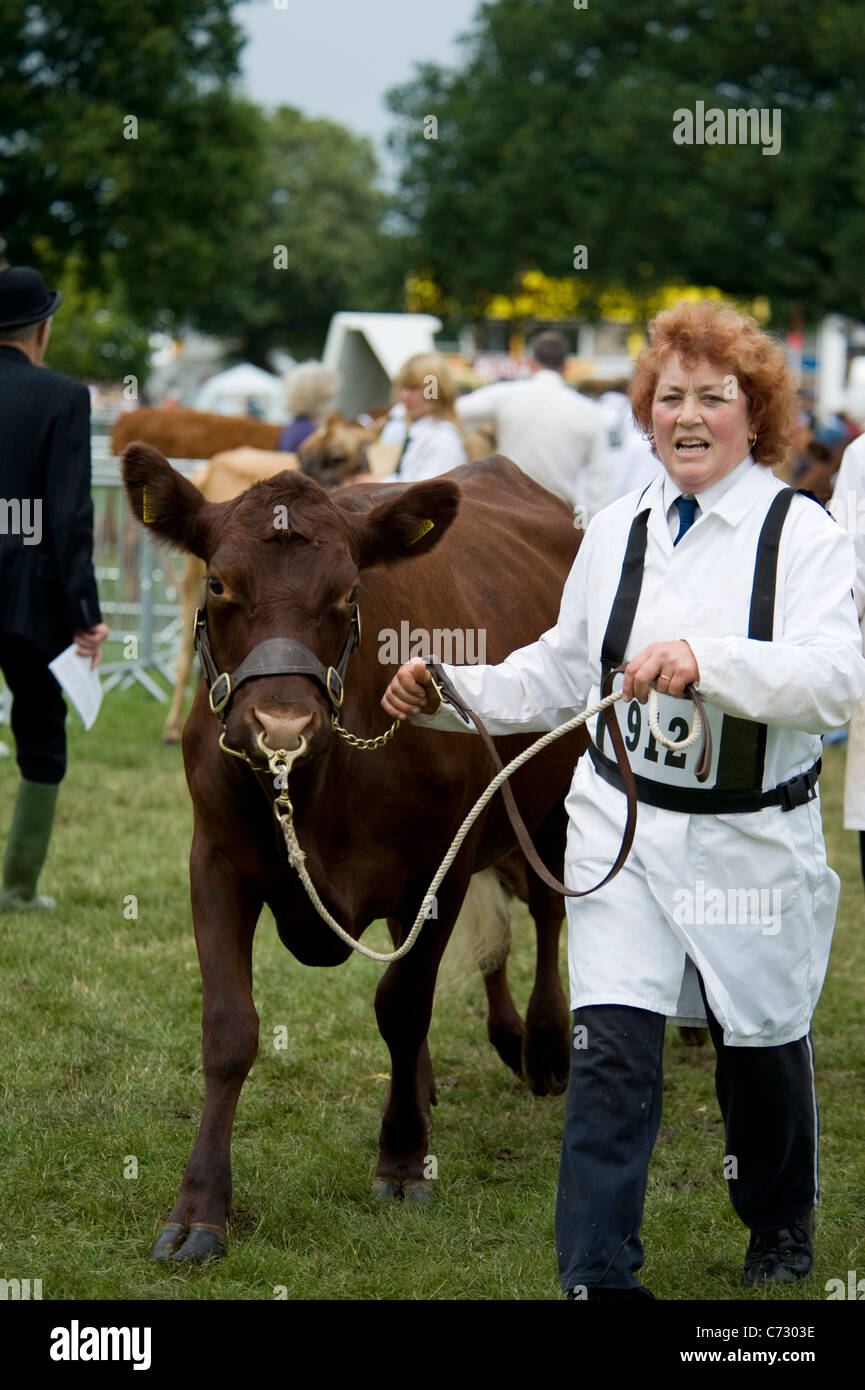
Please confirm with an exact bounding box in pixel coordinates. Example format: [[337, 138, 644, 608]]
[[298, 413, 374, 489], [122, 443, 459, 766]]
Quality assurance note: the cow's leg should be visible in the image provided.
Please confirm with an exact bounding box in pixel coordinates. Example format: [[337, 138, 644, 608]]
[[478, 857, 525, 1076], [152, 845, 261, 1263], [386, 917, 436, 1110], [483, 960, 525, 1076], [523, 806, 571, 1097], [374, 870, 470, 1202]]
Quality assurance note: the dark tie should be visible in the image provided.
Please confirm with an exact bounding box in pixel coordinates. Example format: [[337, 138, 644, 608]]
[[674, 495, 699, 545], [394, 430, 411, 476]]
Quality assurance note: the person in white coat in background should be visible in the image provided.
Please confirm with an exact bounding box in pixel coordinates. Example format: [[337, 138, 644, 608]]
[[828, 432, 865, 892], [381, 301, 865, 1300], [455, 330, 609, 519], [597, 381, 659, 506]]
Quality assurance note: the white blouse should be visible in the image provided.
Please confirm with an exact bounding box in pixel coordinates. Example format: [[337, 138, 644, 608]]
[[397, 415, 467, 482]]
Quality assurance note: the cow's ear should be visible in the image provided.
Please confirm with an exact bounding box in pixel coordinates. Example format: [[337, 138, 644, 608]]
[[121, 443, 215, 560], [351, 478, 460, 568]]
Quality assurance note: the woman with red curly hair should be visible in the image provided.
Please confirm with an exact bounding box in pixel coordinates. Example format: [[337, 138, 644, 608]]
[[383, 299, 865, 1299]]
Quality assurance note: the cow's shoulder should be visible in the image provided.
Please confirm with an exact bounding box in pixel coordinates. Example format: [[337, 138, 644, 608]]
[[449, 453, 524, 486], [451, 454, 573, 515]]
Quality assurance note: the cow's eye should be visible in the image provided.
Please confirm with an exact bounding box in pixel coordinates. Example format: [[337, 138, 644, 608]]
[[347, 585, 359, 604], [208, 577, 224, 596]]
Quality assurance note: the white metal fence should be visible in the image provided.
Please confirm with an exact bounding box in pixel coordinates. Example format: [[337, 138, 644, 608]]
[[89, 435, 205, 701]]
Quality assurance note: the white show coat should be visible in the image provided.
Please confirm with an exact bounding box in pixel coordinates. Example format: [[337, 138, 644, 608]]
[[828, 433, 865, 829], [456, 369, 609, 518], [414, 460, 865, 1046], [397, 415, 467, 482]]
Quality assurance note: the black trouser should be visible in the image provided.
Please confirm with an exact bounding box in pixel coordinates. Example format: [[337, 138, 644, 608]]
[[556, 992, 818, 1293], [0, 634, 67, 784]]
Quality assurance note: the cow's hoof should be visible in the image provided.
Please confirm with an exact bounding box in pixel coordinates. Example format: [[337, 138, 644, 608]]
[[523, 1032, 570, 1097], [489, 1025, 524, 1077], [151, 1222, 226, 1263], [402, 1179, 434, 1205], [372, 1178, 403, 1202], [372, 1176, 433, 1203], [151, 1223, 186, 1261]]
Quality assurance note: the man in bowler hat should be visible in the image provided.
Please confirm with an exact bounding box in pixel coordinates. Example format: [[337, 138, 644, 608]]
[[0, 264, 108, 910]]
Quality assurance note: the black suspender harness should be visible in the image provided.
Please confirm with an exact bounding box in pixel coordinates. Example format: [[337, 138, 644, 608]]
[[589, 487, 822, 815]]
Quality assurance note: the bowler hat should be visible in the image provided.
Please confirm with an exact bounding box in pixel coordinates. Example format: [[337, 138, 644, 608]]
[[0, 266, 62, 330]]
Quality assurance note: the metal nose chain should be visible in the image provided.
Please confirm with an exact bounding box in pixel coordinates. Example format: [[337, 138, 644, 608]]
[[674, 495, 699, 544]]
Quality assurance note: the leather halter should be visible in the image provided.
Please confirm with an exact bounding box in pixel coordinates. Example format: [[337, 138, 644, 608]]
[[192, 601, 362, 722]]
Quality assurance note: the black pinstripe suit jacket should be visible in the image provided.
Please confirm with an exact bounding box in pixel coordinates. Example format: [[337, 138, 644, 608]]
[[0, 344, 102, 657]]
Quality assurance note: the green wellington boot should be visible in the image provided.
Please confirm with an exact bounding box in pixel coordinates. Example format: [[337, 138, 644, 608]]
[[0, 778, 60, 911]]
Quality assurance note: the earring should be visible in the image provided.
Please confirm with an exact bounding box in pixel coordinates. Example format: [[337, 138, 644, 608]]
[[649, 432, 655, 444], [749, 433, 758, 446]]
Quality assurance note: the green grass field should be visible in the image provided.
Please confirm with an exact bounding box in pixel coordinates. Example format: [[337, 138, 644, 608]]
[[0, 687, 862, 1301]]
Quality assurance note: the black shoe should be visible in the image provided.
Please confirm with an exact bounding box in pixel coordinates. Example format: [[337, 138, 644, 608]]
[[743, 1211, 814, 1286], [566, 1285, 655, 1300]]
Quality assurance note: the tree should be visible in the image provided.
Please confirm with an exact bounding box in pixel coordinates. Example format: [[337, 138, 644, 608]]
[[387, 0, 865, 325], [0, 0, 263, 326], [31, 242, 151, 383], [195, 106, 410, 364]]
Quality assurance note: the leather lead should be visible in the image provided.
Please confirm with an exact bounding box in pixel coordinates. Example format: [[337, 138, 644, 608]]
[[426, 659, 642, 900]]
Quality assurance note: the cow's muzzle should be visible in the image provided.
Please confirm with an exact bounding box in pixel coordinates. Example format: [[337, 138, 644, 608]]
[[218, 727, 309, 776], [253, 706, 313, 752]]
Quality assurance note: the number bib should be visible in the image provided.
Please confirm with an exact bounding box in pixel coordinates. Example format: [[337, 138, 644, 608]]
[[600, 687, 725, 791]]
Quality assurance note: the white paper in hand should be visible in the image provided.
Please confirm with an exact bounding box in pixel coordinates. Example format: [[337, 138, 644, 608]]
[[48, 643, 103, 730]]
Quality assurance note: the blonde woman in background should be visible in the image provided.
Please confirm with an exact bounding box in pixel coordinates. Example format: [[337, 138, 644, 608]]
[[392, 353, 468, 481]]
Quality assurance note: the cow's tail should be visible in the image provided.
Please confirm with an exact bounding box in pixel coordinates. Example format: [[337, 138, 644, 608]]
[[439, 867, 512, 990]]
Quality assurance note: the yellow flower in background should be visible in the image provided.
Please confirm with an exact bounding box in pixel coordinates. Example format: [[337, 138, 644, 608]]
[[405, 274, 445, 314], [486, 294, 515, 319], [405, 266, 771, 334], [627, 329, 647, 359]]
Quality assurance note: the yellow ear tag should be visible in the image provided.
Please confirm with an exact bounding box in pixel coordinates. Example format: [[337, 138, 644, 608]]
[[409, 518, 434, 545], [142, 485, 156, 524]]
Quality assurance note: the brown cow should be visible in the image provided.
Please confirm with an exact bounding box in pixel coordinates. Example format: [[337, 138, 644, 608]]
[[122, 444, 584, 1263], [297, 412, 375, 487], [112, 407, 281, 459], [299, 412, 498, 488]]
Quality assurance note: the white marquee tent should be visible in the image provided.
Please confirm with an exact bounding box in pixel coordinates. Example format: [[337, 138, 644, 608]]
[[194, 362, 286, 423], [322, 312, 442, 418]]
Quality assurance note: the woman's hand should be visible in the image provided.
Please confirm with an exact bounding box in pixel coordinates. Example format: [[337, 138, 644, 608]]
[[622, 640, 699, 703], [381, 657, 441, 720]]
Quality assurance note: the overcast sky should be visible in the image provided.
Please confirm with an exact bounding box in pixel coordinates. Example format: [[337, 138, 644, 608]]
[[237, 0, 481, 182]]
